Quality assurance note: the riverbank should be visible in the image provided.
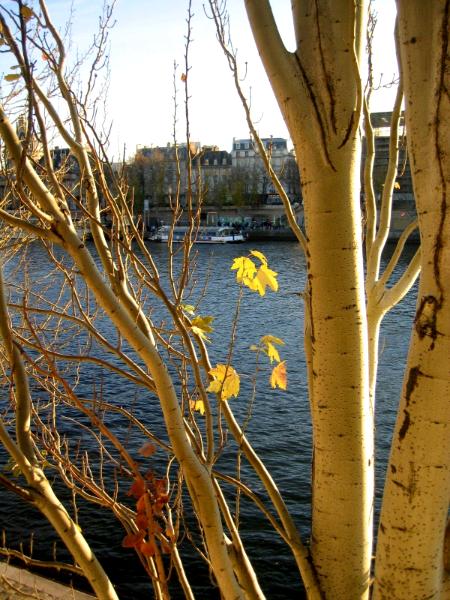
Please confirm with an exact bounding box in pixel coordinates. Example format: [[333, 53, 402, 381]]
[[0, 562, 94, 600]]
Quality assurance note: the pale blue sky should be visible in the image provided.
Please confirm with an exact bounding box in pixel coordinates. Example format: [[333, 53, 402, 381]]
[[1, 1, 398, 159]]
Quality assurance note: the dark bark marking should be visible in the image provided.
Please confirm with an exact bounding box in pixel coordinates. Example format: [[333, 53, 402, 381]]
[[343, 303, 357, 310], [338, 110, 356, 149], [392, 479, 408, 491], [293, 52, 336, 172], [399, 409, 410, 441], [433, 0, 449, 300], [313, 0, 337, 134], [405, 366, 421, 406], [390, 464, 397, 474], [380, 522, 386, 534], [415, 295, 441, 346]]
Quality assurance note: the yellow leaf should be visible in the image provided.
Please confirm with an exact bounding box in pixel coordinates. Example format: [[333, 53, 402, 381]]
[[190, 399, 205, 415], [394, 182, 401, 189], [207, 364, 240, 401], [181, 73, 187, 82], [270, 361, 287, 390], [253, 264, 279, 296], [231, 256, 256, 283], [260, 335, 285, 347], [20, 5, 34, 21], [260, 335, 285, 362], [181, 303, 195, 315], [250, 250, 267, 265], [191, 315, 214, 341], [265, 342, 280, 363], [5, 74, 20, 82]]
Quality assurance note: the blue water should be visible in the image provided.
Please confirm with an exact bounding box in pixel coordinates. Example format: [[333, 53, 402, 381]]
[[0, 240, 417, 598]]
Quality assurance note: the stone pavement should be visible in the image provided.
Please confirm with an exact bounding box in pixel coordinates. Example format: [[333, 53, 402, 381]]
[[0, 563, 95, 600]]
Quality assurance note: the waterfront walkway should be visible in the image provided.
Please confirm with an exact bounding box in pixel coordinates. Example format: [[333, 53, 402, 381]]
[[0, 563, 94, 600]]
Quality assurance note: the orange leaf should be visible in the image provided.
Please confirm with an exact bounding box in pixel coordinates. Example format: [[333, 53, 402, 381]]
[[138, 442, 157, 457], [136, 494, 147, 514], [154, 479, 167, 496], [122, 530, 145, 548], [135, 513, 148, 529], [20, 5, 34, 21], [148, 522, 162, 534], [165, 524, 175, 540], [127, 478, 146, 499], [181, 73, 187, 82], [270, 361, 287, 390], [139, 540, 156, 556]]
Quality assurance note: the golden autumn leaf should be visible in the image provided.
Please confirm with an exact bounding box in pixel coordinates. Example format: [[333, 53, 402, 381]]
[[181, 73, 187, 82], [232, 253, 279, 296], [20, 5, 34, 21], [266, 342, 280, 363], [260, 335, 285, 363], [247, 264, 279, 296], [261, 335, 285, 347], [207, 364, 240, 401], [231, 256, 256, 284], [181, 303, 195, 315], [191, 315, 214, 341], [394, 181, 401, 189], [270, 361, 287, 390], [250, 249, 267, 265], [190, 399, 205, 415], [4, 73, 20, 82]]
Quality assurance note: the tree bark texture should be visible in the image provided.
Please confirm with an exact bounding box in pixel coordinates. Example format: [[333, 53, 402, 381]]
[[374, 2, 450, 598], [245, 2, 372, 598]]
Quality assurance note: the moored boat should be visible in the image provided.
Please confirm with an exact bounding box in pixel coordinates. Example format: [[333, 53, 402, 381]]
[[153, 225, 245, 243]]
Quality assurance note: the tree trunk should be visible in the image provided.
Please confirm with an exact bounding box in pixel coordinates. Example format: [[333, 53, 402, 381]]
[[245, 1, 373, 597], [374, 2, 450, 598]]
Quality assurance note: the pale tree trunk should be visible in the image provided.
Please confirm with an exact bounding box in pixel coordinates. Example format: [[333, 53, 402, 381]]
[[374, 2, 450, 599], [245, 2, 372, 598]]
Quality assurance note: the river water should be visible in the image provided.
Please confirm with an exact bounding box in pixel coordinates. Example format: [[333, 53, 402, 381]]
[[0, 240, 418, 599]]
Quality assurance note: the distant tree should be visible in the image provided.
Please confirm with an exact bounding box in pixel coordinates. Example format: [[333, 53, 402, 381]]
[[128, 149, 168, 209]]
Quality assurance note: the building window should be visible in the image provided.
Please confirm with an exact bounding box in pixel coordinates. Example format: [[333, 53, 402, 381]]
[[204, 159, 209, 165], [213, 159, 218, 165], [222, 158, 227, 165], [235, 143, 240, 150]]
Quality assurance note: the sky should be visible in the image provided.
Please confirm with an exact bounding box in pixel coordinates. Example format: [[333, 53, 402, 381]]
[[1, 0, 399, 159]]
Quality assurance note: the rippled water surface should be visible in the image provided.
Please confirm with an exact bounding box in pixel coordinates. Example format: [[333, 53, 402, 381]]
[[0, 240, 418, 599]]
